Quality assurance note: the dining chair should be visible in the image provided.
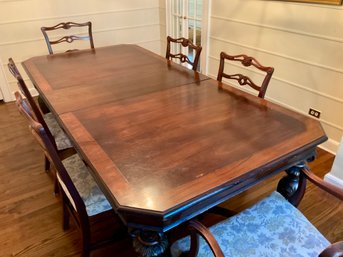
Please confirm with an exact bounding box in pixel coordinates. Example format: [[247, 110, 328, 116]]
[[170, 166, 343, 257], [8, 58, 73, 172], [166, 36, 202, 71], [216, 52, 274, 99], [41, 21, 94, 55], [14, 92, 128, 257]]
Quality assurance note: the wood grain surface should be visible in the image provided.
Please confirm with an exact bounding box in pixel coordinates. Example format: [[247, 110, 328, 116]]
[[22, 45, 327, 232], [23, 45, 207, 114]]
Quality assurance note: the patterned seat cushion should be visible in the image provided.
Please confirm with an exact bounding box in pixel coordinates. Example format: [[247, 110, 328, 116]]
[[171, 192, 330, 257], [43, 113, 73, 150], [60, 154, 112, 216]]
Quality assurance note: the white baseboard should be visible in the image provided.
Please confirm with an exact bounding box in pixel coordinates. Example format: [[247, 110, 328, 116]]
[[324, 173, 343, 188], [319, 138, 339, 155]]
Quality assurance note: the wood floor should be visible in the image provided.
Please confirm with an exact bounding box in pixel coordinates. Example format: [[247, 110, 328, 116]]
[[0, 101, 342, 256]]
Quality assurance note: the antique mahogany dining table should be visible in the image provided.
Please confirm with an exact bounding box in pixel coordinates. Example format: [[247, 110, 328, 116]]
[[22, 44, 327, 256]]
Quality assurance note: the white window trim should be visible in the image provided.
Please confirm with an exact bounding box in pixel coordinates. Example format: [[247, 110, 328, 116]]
[[165, 0, 211, 74]]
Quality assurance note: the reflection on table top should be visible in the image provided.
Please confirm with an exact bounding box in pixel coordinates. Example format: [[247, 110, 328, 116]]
[[23, 44, 208, 114]]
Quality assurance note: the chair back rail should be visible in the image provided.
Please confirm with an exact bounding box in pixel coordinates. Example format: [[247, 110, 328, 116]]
[[217, 52, 274, 98], [303, 167, 343, 201], [166, 36, 202, 71], [8, 58, 57, 149], [41, 21, 94, 55]]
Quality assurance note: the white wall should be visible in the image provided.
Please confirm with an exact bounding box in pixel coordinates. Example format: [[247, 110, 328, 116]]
[[159, 0, 167, 56], [0, 0, 161, 100]]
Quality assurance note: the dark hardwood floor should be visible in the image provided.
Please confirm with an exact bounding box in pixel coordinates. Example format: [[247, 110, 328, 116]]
[[0, 101, 342, 256]]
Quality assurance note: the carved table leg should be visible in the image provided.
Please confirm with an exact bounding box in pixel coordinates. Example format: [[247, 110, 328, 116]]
[[130, 229, 169, 257], [277, 161, 308, 207]]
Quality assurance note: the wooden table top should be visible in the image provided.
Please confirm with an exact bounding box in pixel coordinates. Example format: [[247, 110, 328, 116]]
[[23, 44, 208, 114], [23, 45, 327, 232]]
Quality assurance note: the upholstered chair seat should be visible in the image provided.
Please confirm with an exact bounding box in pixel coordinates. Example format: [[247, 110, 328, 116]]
[[59, 154, 112, 217], [171, 192, 330, 257], [44, 113, 73, 150]]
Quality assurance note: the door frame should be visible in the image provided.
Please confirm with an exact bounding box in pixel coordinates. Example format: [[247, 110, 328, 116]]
[[165, 0, 211, 74], [0, 58, 13, 102]]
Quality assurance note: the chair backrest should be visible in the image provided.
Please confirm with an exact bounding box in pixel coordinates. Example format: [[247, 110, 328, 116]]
[[166, 36, 202, 71], [14, 91, 88, 218], [216, 52, 274, 98], [41, 21, 94, 55], [7, 58, 57, 147]]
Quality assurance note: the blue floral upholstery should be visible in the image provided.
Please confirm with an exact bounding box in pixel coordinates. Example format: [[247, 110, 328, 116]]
[[171, 192, 330, 257], [59, 154, 112, 216], [44, 113, 73, 150]]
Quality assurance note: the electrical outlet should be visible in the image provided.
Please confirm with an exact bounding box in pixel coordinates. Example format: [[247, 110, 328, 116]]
[[308, 108, 321, 119]]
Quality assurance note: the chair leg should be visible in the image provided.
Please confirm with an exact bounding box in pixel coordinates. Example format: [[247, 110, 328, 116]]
[[81, 246, 90, 257], [81, 230, 91, 257], [54, 173, 60, 195], [62, 199, 70, 230], [45, 155, 50, 171]]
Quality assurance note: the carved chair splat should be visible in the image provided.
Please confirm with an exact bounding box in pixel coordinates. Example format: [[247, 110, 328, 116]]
[[41, 21, 94, 55], [217, 52, 274, 98], [166, 36, 202, 71]]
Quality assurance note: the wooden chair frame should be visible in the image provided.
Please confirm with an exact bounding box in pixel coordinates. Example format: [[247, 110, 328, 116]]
[[166, 36, 202, 71], [182, 166, 343, 257], [9, 58, 75, 197], [15, 92, 126, 257], [217, 52, 274, 98], [41, 21, 94, 55], [8, 58, 57, 171]]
